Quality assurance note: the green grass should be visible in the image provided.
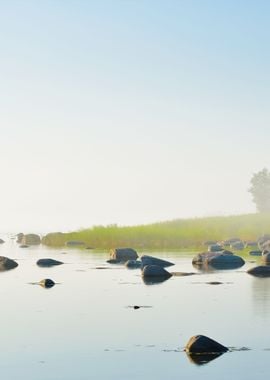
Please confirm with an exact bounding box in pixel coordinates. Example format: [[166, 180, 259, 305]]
[[41, 213, 270, 250]]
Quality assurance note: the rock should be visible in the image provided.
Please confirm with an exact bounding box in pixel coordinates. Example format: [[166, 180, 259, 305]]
[[260, 239, 270, 252], [262, 252, 270, 264], [21, 234, 41, 245], [185, 335, 228, 354], [125, 260, 142, 269], [208, 244, 223, 252], [192, 251, 233, 265], [142, 265, 172, 279], [109, 248, 138, 262], [141, 255, 174, 268], [16, 233, 24, 243], [66, 240, 85, 246], [0, 256, 18, 271], [0, 239, 5, 244], [258, 235, 270, 250], [230, 241, 245, 250], [36, 258, 64, 267], [41, 232, 65, 246], [223, 238, 241, 245], [247, 265, 270, 277], [20, 244, 29, 248], [39, 279, 55, 288], [106, 259, 121, 264], [208, 254, 245, 269], [249, 250, 262, 256]]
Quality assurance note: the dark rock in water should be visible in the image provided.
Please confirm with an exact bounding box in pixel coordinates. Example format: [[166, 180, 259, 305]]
[[39, 279, 55, 288], [141, 255, 174, 268], [0, 257, 18, 271], [208, 254, 245, 269], [208, 244, 223, 252], [0, 239, 5, 244], [133, 305, 140, 310], [192, 251, 233, 265], [16, 233, 24, 243], [142, 276, 171, 285], [36, 258, 64, 267], [21, 234, 41, 245], [66, 240, 85, 246], [125, 260, 142, 269], [249, 250, 262, 256], [106, 259, 121, 264], [142, 265, 172, 279], [185, 335, 228, 354], [109, 248, 138, 262], [230, 241, 245, 250], [247, 265, 270, 277], [20, 244, 29, 248], [85, 246, 94, 250], [262, 252, 270, 264], [186, 351, 224, 365]]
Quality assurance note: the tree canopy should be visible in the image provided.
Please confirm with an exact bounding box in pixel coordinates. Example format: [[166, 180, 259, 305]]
[[249, 168, 270, 213]]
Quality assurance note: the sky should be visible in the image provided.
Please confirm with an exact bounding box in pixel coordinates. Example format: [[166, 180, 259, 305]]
[[0, 0, 270, 232]]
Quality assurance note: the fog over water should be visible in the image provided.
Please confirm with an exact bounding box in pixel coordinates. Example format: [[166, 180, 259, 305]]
[[1, 1, 269, 232]]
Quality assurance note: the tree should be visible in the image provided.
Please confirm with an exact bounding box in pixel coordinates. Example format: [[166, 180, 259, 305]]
[[249, 168, 270, 213]]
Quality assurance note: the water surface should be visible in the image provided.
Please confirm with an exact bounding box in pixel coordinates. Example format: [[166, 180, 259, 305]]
[[0, 238, 269, 379]]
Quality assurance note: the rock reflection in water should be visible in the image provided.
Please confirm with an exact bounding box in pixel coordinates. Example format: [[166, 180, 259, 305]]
[[186, 351, 225, 365], [142, 276, 171, 285]]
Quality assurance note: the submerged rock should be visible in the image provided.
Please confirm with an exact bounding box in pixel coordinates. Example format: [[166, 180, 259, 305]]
[[109, 248, 138, 262], [39, 279, 55, 288], [20, 244, 29, 248], [141, 255, 174, 268], [186, 351, 224, 365], [36, 258, 64, 267], [230, 241, 245, 250], [125, 260, 142, 269], [0, 256, 18, 271], [106, 259, 122, 264], [249, 250, 262, 256], [247, 265, 270, 277], [185, 335, 228, 354]]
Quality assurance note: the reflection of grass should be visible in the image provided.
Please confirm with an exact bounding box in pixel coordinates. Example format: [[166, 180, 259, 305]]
[[41, 213, 270, 249]]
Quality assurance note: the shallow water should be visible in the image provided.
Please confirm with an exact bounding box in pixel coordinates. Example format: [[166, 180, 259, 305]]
[[0, 238, 269, 379]]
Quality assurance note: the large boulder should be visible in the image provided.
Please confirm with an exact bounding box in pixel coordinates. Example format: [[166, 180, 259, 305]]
[[0, 256, 18, 271], [247, 265, 270, 277], [208, 254, 245, 269], [192, 251, 244, 270], [142, 265, 172, 279], [41, 232, 65, 246], [185, 335, 228, 354], [36, 258, 64, 267], [192, 250, 233, 265], [21, 234, 41, 245], [109, 248, 138, 262], [141, 255, 174, 268]]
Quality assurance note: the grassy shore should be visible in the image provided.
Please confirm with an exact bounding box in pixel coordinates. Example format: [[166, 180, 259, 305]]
[[41, 213, 270, 250]]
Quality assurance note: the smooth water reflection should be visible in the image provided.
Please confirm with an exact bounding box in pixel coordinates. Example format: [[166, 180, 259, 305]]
[[0, 238, 269, 379]]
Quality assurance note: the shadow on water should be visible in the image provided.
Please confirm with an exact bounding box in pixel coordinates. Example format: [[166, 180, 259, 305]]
[[186, 351, 225, 366], [142, 276, 171, 285]]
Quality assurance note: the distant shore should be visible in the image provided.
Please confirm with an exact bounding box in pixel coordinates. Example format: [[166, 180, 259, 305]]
[[40, 213, 270, 250]]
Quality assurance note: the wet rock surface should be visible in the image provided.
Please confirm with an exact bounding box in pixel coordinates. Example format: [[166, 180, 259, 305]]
[[0, 256, 18, 271], [36, 258, 64, 267], [109, 248, 138, 262]]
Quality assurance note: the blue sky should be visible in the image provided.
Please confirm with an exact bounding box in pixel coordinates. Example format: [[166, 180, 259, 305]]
[[0, 1, 269, 232]]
